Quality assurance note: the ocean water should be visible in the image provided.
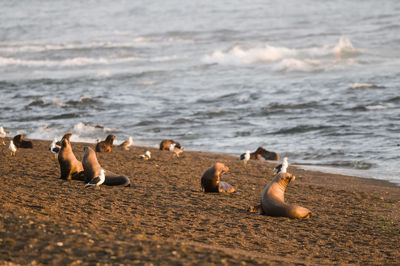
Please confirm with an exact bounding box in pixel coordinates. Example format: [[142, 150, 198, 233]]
[[1, 1, 399, 184]]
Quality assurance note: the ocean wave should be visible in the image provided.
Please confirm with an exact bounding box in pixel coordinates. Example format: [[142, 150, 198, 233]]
[[0, 39, 151, 53], [302, 160, 373, 170], [202, 36, 361, 71], [0, 56, 139, 67], [271, 124, 333, 135], [348, 83, 385, 89]]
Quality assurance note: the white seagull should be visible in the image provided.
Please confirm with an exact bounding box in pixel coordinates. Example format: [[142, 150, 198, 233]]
[[9, 140, 17, 156], [169, 143, 183, 157], [274, 157, 289, 174], [139, 150, 151, 160], [241, 150, 251, 167], [85, 169, 105, 188], [49, 137, 61, 157], [0, 126, 8, 145], [120, 136, 133, 150]]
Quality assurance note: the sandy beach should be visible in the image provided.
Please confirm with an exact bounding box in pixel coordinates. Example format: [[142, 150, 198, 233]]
[[0, 138, 399, 265]]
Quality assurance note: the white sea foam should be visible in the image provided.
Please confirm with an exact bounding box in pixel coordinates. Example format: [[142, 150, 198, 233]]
[[349, 83, 382, 89], [333, 36, 361, 58], [0, 39, 151, 53], [202, 37, 361, 71], [0, 56, 138, 67], [26, 122, 119, 144]]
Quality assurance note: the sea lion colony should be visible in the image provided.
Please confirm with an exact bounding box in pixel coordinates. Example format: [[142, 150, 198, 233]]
[[2, 127, 310, 219]]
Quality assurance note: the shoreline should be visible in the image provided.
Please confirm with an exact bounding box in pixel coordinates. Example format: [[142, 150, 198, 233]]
[[0, 138, 399, 264]]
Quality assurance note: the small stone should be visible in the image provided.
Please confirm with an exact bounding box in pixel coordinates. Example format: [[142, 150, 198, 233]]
[[56, 242, 63, 247]]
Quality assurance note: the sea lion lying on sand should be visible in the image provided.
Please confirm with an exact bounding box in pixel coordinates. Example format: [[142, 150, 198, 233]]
[[82, 146, 131, 187], [58, 136, 84, 180], [201, 163, 235, 193], [96, 134, 115, 153], [159, 139, 182, 150], [240, 146, 279, 161], [248, 172, 311, 219], [13, 134, 33, 149]]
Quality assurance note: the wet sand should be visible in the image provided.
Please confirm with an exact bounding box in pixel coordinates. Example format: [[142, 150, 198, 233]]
[[0, 138, 399, 265]]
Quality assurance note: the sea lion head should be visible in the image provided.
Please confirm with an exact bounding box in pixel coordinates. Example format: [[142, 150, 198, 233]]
[[62, 133, 72, 141], [13, 134, 23, 143], [215, 163, 229, 175], [277, 172, 296, 184], [61, 137, 70, 148], [83, 146, 96, 157], [105, 134, 115, 143]]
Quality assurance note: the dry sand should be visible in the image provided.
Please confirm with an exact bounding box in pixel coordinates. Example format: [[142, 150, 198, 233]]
[[0, 138, 399, 265]]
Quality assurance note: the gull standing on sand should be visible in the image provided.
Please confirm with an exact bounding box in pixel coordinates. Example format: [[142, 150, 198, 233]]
[[120, 136, 133, 150], [139, 150, 151, 160], [274, 157, 288, 174], [169, 143, 183, 157], [49, 137, 61, 157], [0, 126, 8, 145], [9, 140, 17, 156], [85, 169, 105, 188], [241, 150, 251, 167]]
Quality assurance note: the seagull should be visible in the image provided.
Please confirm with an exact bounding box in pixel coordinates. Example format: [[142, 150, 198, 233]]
[[96, 138, 101, 143], [0, 126, 8, 145], [169, 143, 183, 157], [139, 150, 151, 160], [49, 137, 61, 157], [120, 136, 133, 151], [9, 140, 17, 156], [85, 169, 105, 188], [274, 157, 288, 174], [241, 150, 251, 167]]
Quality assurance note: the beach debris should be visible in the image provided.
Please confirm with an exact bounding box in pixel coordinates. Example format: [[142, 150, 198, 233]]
[[139, 150, 151, 160], [120, 136, 133, 150], [9, 140, 17, 156], [85, 169, 105, 188], [240, 150, 251, 167], [274, 157, 288, 174], [169, 143, 183, 158]]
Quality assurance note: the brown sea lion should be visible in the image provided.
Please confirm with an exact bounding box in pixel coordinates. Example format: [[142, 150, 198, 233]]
[[159, 139, 182, 150], [82, 146, 131, 186], [12, 134, 33, 148], [96, 134, 115, 153], [240, 146, 279, 161], [249, 172, 310, 219], [201, 163, 235, 193], [58, 137, 84, 180], [55, 133, 72, 146]]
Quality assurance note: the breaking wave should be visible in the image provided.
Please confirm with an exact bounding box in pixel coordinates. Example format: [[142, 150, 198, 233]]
[[202, 36, 361, 71]]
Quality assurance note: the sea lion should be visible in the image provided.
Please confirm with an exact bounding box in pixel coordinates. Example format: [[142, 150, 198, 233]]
[[96, 134, 115, 153], [249, 172, 310, 219], [159, 139, 182, 150], [12, 134, 33, 148], [58, 137, 84, 180], [240, 146, 279, 161], [55, 133, 72, 146], [201, 163, 235, 193], [82, 146, 131, 186]]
